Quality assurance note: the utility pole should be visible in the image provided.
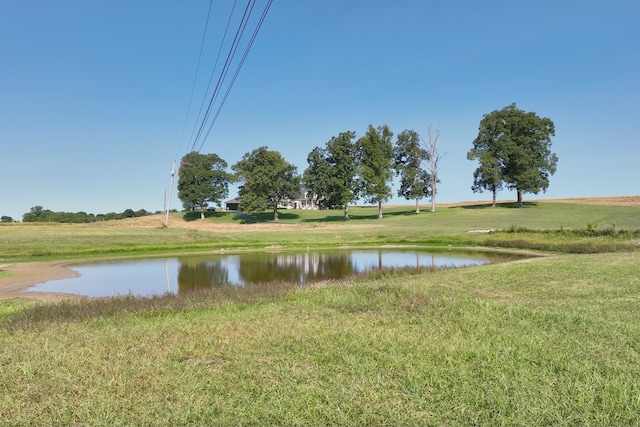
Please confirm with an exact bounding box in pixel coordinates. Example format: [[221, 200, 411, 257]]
[[164, 160, 176, 227]]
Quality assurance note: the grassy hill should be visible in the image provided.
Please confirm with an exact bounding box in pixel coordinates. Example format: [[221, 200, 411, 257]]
[[1, 198, 639, 260], [0, 198, 639, 425]]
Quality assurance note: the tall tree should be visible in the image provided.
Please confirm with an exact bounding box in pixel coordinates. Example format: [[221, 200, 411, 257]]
[[393, 129, 432, 213], [177, 151, 230, 219], [425, 124, 445, 213], [469, 150, 503, 207], [232, 146, 300, 221], [303, 131, 359, 220], [469, 103, 557, 207], [467, 112, 504, 207], [303, 146, 329, 205], [357, 124, 394, 219]]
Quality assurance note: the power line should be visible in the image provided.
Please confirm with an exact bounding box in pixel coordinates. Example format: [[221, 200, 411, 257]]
[[168, 1, 272, 225], [186, 0, 239, 153], [189, 0, 255, 153], [188, 0, 273, 154], [197, 0, 273, 152], [177, 0, 213, 160], [176, 0, 214, 159]]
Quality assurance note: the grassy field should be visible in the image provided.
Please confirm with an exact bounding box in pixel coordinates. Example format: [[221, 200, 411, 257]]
[[1, 201, 639, 260], [1, 200, 640, 425]]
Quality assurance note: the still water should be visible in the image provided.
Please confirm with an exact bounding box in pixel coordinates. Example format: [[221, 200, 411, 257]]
[[27, 249, 522, 298]]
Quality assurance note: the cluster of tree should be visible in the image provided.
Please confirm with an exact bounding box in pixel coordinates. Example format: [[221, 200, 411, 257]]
[[21, 206, 154, 223], [304, 124, 444, 219], [177, 147, 301, 221], [467, 103, 557, 207], [177, 103, 557, 220], [4, 105, 556, 225], [178, 123, 444, 221]]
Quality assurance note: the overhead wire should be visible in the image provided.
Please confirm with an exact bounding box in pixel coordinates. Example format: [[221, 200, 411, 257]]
[[197, 0, 273, 152], [186, 0, 239, 152], [176, 0, 214, 159], [187, 0, 273, 154], [169, 0, 272, 220], [189, 0, 255, 152]]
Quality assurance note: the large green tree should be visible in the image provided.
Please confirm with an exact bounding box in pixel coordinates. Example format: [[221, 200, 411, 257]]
[[469, 103, 557, 207], [303, 130, 359, 220], [467, 111, 504, 207], [468, 149, 503, 207], [177, 151, 230, 219], [232, 146, 300, 221], [393, 129, 432, 214], [357, 124, 394, 219]]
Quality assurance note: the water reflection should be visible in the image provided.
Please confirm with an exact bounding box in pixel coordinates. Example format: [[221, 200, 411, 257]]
[[27, 249, 524, 298], [177, 257, 229, 293], [236, 252, 354, 285]]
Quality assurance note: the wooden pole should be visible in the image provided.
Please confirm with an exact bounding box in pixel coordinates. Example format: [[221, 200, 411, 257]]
[[164, 160, 176, 227]]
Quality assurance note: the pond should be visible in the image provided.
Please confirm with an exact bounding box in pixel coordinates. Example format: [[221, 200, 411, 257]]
[[27, 248, 525, 298]]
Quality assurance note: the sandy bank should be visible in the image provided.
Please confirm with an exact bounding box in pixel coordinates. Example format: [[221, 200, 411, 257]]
[[0, 261, 86, 302]]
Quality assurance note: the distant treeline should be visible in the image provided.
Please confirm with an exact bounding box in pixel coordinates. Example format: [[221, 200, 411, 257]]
[[21, 206, 159, 223]]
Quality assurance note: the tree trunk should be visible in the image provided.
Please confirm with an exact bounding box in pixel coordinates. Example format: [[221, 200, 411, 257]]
[[378, 201, 383, 219], [200, 209, 205, 220], [343, 204, 349, 221], [431, 178, 436, 213], [517, 190, 523, 207], [415, 198, 420, 214], [492, 190, 497, 207], [273, 207, 279, 221]]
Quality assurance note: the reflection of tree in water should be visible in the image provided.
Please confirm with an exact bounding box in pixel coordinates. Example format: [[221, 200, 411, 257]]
[[174, 250, 516, 293], [177, 257, 229, 293], [239, 252, 354, 284]]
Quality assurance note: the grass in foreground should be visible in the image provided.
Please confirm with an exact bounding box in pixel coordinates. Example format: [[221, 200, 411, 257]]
[[1, 252, 639, 425]]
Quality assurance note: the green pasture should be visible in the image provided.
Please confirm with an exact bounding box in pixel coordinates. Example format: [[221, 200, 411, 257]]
[[1, 201, 640, 425], [1, 202, 639, 260]]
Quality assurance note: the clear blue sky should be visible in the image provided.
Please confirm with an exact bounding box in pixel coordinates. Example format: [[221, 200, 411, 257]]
[[2, 1, 638, 220]]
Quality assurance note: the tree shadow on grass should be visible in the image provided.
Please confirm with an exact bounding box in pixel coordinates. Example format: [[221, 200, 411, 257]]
[[183, 211, 228, 222], [270, 212, 301, 221], [382, 209, 424, 217], [301, 214, 358, 222], [299, 208, 420, 222], [225, 207, 428, 224], [229, 210, 301, 224], [455, 201, 538, 210]]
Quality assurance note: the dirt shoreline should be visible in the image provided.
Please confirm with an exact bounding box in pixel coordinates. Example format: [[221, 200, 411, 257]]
[[0, 261, 87, 302]]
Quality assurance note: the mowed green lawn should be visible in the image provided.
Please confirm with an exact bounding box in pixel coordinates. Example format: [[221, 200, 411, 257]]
[[1, 201, 640, 425]]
